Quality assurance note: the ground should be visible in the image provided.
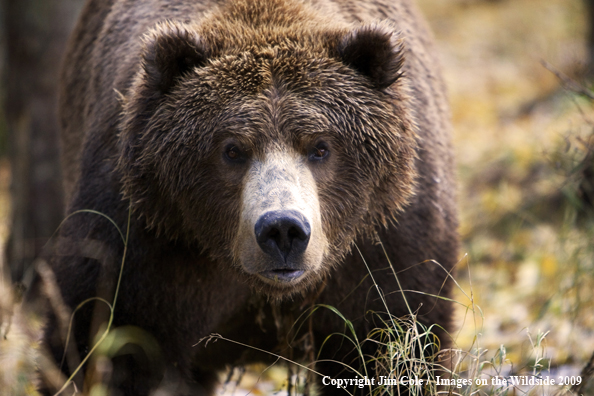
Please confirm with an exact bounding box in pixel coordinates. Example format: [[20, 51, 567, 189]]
[[421, 0, 594, 366]]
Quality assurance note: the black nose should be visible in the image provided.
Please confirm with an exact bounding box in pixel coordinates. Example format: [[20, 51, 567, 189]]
[[254, 210, 311, 262]]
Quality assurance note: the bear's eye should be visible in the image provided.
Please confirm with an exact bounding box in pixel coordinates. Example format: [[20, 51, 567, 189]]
[[309, 141, 330, 161], [224, 144, 245, 163]]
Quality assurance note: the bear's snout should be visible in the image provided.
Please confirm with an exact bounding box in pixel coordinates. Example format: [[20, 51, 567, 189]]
[[235, 149, 328, 289], [254, 210, 311, 281]]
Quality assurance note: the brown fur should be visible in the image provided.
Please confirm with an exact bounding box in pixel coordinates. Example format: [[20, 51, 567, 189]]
[[47, 0, 458, 395]]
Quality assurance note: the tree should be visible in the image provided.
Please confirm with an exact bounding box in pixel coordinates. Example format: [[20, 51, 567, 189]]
[[2, 0, 82, 287]]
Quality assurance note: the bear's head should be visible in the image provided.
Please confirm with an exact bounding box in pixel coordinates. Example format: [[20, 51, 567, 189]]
[[116, 2, 417, 296]]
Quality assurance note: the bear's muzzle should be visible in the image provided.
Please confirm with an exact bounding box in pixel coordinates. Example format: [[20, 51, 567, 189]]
[[254, 209, 311, 282]]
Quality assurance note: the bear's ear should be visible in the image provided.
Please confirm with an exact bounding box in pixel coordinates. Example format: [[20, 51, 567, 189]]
[[141, 22, 208, 94], [337, 23, 405, 89]]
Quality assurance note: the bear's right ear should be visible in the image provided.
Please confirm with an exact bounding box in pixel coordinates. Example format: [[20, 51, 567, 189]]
[[337, 22, 405, 90], [141, 22, 209, 95]]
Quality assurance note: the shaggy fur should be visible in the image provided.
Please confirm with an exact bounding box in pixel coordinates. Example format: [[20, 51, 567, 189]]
[[46, 0, 458, 394]]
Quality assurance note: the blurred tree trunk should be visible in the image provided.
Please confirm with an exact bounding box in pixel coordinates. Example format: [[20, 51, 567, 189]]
[[587, 0, 594, 74], [2, 0, 82, 286]]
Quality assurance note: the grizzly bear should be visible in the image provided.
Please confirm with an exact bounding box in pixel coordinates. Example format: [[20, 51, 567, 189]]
[[43, 0, 458, 394]]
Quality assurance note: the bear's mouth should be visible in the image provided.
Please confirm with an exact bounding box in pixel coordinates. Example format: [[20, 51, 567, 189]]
[[258, 268, 305, 283]]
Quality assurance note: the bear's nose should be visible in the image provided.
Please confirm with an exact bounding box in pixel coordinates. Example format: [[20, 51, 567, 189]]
[[254, 210, 311, 263]]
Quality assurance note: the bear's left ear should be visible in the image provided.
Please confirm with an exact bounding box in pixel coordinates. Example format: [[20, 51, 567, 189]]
[[141, 22, 209, 95], [337, 22, 405, 89]]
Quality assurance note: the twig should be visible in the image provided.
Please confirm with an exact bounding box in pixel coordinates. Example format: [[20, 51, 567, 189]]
[[540, 59, 594, 100]]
